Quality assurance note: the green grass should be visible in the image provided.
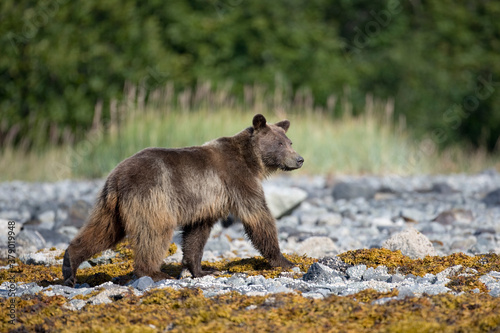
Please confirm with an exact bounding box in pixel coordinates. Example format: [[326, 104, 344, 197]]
[[1, 84, 498, 182]]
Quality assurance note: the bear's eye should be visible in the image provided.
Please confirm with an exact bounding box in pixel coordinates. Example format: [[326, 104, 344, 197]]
[[279, 142, 284, 146]]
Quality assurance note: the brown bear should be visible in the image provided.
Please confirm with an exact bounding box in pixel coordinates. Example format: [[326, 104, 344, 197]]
[[62, 114, 304, 286]]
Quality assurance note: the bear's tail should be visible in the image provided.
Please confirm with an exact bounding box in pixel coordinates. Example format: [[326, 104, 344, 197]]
[[62, 187, 125, 286]]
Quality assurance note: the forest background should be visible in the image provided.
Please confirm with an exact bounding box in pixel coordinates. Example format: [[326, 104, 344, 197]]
[[1, 0, 499, 180]]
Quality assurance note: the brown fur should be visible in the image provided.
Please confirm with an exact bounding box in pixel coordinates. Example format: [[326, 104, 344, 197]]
[[62, 114, 304, 286]]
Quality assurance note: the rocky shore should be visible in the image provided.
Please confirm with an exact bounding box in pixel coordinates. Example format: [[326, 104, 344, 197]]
[[1, 172, 500, 313]]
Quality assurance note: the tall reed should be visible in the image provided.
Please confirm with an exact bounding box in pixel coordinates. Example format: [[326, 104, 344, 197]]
[[1, 82, 497, 181]]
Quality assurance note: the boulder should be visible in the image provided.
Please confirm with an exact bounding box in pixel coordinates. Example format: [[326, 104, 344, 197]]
[[382, 227, 437, 259], [296, 236, 338, 258], [482, 188, 500, 207], [263, 184, 308, 219]]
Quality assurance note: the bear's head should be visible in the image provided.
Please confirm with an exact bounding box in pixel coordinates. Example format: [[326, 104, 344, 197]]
[[252, 114, 304, 172]]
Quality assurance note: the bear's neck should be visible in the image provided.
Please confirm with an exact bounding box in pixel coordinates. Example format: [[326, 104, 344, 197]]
[[230, 127, 270, 180]]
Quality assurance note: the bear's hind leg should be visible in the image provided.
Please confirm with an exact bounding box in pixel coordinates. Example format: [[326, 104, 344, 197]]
[[181, 219, 219, 278], [63, 209, 125, 287], [132, 226, 174, 281]]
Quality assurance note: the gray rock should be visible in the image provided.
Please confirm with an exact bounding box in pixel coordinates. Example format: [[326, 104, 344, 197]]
[[205, 236, 232, 253], [382, 227, 437, 259], [301, 291, 325, 299], [370, 217, 394, 227], [312, 288, 332, 297], [479, 271, 500, 293], [490, 287, 500, 297], [0, 219, 22, 243], [227, 276, 246, 288], [45, 285, 93, 299], [332, 181, 376, 200], [263, 184, 308, 219], [405, 274, 417, 281], [397, 286, 416, 299], [17, 282, 43, 296], [296, 236, 338, 258], [279, 215, 300, 228], [347, 265, 367, 281], [372, 296, 397, 305], [474, 228, 496, 236], [482, 188, 500, 206], [267, 283, 293, 294], [362, 266, 391, 282], [87, 284, 131, 305], [398, 283, 451, 297], [421, 285, 451, 295], [433, 209, 474, 225], [88, 249, 117, 266], [37, 210, 56, 229], [131, 276, 154, 291], [0, 210, 31, 224], [316, 213, 342, 226], [179, 268, 192, 279], [78, 261, 92, 269], [400, 208, 427, 223], [20, 248, 64, 266], [63, 299, 87, 311], [417, 274, 437, 284], [431, 183, 457, 194], [59, 226, 79, 240], [298, 214, 320, 226], [388, 274, 405, 283], [340, 282, 369, 296], [64, 200, 92, 228], [451, 236, 477, 251], [88, 292, 113, 305], [489, 271, 500, 279], [317, 256, 353, 273], [295, 203, 328, 226], [436, 265, 463, 281], [14, 230, 47, 256], [303, 262, 345, 284], [37, 229, 71, 248]]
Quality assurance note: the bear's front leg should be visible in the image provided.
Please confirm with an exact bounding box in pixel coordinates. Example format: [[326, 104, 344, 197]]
[[181, 220, 221, 278], [241, 210, 294, 269]]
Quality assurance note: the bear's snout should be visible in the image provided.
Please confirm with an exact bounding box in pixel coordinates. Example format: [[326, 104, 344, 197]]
[[296, 156, 304, 168], [281, 154, 304, 171]]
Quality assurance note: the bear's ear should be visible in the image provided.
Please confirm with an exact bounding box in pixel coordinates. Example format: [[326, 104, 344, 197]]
[[253, 114, 267, 130], [275, 120, 290, 132]]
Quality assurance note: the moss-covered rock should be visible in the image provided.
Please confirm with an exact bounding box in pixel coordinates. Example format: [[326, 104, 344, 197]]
[[2, 289, 500, 332], [1, 247, 500, 332]]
